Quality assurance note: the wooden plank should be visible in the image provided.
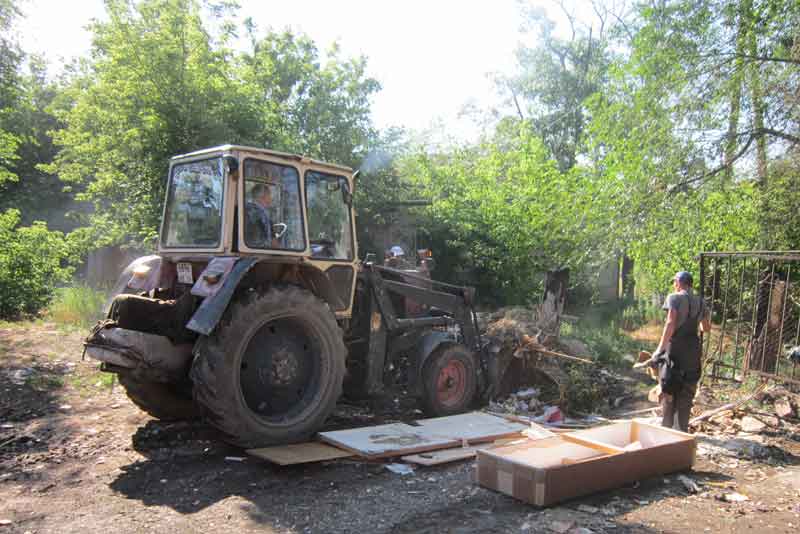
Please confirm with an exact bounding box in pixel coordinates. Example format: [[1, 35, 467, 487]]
[[246, 442, 353, 465], [319, 422, 459, 459], [413, 412, 527, 444], [559, 434, 625, 456]]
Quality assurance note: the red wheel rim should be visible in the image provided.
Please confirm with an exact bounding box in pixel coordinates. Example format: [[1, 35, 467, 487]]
[[436, 359, 467, 408]]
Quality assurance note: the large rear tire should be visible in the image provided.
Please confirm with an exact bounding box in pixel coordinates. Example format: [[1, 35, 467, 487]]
[[190, 286, 346, 448], [420, 344, 478, 417], [118, 374, 200, 421]]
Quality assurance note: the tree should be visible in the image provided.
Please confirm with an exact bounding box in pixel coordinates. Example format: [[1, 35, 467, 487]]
[[0, 57, 73, 228], [238, 26, 380, 168], [402, 123, 608, 304], [0, 0, 22, 186], [498, 1, 615, 171]]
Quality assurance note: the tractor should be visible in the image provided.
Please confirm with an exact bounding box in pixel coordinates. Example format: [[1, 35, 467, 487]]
[[85, 145, 490, 447]]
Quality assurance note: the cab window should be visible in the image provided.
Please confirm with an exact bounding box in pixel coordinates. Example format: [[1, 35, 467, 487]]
[[243, 160, 304, 251], [162, 157, 224, 248], [305, 170, 354, 260]]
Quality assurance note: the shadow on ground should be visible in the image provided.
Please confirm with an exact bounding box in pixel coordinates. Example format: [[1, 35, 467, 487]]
[[109, 417, 692, 533]]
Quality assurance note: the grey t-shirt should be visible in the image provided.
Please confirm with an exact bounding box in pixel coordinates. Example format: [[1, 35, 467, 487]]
[[662, 290, 707, 331]]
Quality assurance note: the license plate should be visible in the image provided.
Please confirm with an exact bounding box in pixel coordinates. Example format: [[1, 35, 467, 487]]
[[176, 262, 194, 284]]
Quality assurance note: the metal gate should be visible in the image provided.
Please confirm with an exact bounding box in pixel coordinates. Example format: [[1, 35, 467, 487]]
[[699, 251, 800, 385]]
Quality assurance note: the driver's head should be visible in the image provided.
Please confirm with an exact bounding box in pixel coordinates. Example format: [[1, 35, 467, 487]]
[[252, 183, 272, 208]]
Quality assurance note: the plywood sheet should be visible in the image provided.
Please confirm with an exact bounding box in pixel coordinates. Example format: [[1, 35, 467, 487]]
[[319, 423, 459, 458], [414, 412, 527, 443], [246, 442, 353, 465]]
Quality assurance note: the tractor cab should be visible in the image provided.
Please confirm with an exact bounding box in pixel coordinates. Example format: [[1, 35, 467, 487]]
[[156, 145, 358, 316]]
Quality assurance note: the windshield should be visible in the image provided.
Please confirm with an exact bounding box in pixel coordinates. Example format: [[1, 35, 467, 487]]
[[305, 170, 354, 260], [161, 158, 225, 248]]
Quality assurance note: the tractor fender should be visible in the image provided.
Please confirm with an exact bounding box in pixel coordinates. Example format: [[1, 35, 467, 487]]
[[185, 258, 344, 336], [411, 331, 457, 394], [186, 257, 259, 335]]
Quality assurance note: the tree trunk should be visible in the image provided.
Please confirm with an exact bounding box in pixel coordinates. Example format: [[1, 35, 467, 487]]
[[724, 3, 748, 182]]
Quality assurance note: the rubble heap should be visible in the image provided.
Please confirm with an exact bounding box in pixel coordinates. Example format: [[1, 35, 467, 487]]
[[480, 307, 627, 417]]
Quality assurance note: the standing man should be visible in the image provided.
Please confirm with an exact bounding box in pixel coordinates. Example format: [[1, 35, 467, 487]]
[[654, 271, 711, 432]]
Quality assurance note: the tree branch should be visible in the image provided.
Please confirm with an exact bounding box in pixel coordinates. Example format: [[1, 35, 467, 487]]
[[669, 134, 755, 191], [510, 86, 526, 121]]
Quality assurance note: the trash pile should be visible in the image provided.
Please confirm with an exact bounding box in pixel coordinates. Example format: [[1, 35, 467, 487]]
[[480, 307, 628, 419], [690, 383, 800, 437]]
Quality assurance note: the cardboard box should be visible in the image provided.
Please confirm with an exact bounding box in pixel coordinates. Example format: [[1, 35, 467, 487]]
[[475, 421, 696, 506]]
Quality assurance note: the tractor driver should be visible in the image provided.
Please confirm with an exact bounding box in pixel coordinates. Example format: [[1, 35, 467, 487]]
[[245, 181, 278, 248]]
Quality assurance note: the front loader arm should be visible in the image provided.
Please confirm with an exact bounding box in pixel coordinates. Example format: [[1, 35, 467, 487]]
[[366, 264, 481, 351]]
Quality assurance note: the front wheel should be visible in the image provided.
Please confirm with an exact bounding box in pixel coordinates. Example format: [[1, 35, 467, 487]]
[[190, 286, 345, 447], [420, 344, 478, 417]]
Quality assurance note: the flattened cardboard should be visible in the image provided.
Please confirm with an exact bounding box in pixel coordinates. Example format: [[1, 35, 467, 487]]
[[476, 421, 695, 506], [246, 442, 353, 465]]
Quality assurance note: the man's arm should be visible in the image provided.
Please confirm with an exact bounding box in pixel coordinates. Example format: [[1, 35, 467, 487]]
[[656, 307, 678, 354]]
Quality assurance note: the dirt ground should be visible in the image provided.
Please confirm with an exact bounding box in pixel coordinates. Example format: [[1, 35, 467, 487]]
[[1, 322, 799, 534]]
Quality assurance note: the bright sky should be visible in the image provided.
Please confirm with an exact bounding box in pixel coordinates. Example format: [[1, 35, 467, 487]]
[[16, 0, 573, 140]]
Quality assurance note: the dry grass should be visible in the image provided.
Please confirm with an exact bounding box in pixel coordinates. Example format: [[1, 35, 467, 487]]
[[627, 321, 662, 344], [47, 285, 106, 328]]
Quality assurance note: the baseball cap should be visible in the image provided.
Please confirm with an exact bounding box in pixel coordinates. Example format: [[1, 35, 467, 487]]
[[674, 271, 693, 286]]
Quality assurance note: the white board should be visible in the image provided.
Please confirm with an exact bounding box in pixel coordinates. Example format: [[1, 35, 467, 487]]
[[319, 423, 459, 458], [413, 412, 527, 443]]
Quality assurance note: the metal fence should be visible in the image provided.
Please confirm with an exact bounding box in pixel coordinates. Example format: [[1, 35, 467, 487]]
[[699, 251, 800, 386]]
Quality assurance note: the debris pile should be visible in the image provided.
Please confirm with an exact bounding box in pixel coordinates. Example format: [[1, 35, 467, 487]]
[[480, 307, 627, 418]]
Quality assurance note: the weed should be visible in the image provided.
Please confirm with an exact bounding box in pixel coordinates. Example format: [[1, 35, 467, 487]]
[[562, 365, 607, 412], [47, 285, 106, 328], [27, 373, 65, 390], [619, 298, 664, 331], [68, 369, 116, 396], [563, 300, 662, 365]]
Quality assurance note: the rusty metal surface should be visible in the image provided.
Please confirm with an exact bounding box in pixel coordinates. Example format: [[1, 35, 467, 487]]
[[700, 252, 800, 385]]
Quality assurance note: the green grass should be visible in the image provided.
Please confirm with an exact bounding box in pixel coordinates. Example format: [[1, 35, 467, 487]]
[[47, 285, 106, 328], [68, 369, 116, 395], [27, 373, 65, 390], [562, 300, 661, 365]]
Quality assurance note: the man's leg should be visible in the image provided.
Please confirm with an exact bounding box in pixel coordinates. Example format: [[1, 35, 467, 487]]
[[676, 382, 698, 432], [660, 392, 676, 429]]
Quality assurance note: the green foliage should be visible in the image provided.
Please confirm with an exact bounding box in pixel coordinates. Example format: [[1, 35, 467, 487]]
[[762, 155, 800, 249], [619, 298, 663, 331], [0, 209, 73, 319], [563, 311, 651, 365], [0, 0, 22, 186], [402, 124, 610, 304], [628, 183, 760, 294], [47, 285, 106, 328], [562, 364, 608, 413]]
